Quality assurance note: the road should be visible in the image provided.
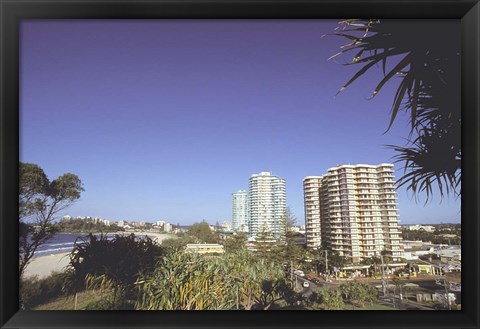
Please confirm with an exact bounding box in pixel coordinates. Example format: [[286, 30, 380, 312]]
[[295, 275, 449, 310], [295, 275, 317, 297]]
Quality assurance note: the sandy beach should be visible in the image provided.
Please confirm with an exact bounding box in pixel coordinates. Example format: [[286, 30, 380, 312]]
[[24, 232, 175, 279], [24, 253, 71, 279], [135, 232, 175, 243]]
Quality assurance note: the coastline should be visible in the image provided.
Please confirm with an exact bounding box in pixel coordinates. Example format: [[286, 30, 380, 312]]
[[133, 231, 175, 242], [24, 253, 71, 279], [24, 232, 175, 279]]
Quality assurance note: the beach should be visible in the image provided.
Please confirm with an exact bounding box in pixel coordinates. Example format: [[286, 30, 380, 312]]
[[24, 253, 71, 279], [24, 232, 175, 279]]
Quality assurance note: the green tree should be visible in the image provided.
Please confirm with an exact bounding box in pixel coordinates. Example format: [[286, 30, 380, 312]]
[[223, 232, 248, 253], [279, 208, 303, 264], [340, 281, 378, 309], [307, 248, 347, 275], [254, 279, 300, 310], [254, 224, 277, 261], [19, 163, 84, 278], [331, 19, 461, 202], [55, 218, 124, 233], [187, 221, 218, 243], [391, 277, 407, 301], [64, 233, 164, 309], [160, 236, 194, 250], [328, 251, 348, 270], [361, 256, 382, 277], [381, 249, 394, 264], [310, 287, 345, 310]]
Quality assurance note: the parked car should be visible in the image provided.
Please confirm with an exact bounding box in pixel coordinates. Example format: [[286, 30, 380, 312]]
[[311, 278, 321, 285], [294, 270, 305, 277]]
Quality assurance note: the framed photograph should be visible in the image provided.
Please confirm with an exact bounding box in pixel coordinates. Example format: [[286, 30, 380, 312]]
[[1, 0, 478, 328]]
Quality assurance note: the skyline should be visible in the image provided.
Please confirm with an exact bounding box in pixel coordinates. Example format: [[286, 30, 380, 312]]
[[20, 20, 461, 225]]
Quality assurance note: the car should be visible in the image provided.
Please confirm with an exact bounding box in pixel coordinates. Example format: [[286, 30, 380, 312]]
[[294, 270, 305, 277], [302, 281, 310, 288], [311, 278, 321, 285]]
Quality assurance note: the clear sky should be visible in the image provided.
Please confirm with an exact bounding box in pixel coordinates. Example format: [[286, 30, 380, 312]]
[[20, 20, 461, 225]]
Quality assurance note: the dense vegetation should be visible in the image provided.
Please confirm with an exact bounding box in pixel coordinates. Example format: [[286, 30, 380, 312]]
[[20, 271, 69, 310], [401, 224, 461, 245], [19, 224, 383, 311], [55, 218, 125, 233]]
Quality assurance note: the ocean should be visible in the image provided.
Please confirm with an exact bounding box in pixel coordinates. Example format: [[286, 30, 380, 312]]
[[33, 233, 142, 257], [33, 233, 96, 256]]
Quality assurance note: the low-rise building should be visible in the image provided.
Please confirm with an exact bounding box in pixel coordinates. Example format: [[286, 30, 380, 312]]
[[434, 247, 461, 263], [164, 223, 173, 233], [406, 225, 436, 232], [401, 240, 428, 249], [185, 244, 225, 255]]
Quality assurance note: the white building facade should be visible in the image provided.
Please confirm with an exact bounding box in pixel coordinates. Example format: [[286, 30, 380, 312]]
[[248, 172, 286, 240], [304, 164, 402, 263], [303, 176, 324, 249], [232, 190, 249, 233]]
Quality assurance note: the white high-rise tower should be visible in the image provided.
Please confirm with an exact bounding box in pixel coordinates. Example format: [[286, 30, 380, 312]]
[[303, 164, 402, 263], [232, 190, 249, 233], [248, 172, 286, 239]]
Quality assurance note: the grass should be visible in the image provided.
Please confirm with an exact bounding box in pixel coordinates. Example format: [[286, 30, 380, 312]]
[[33, 290, 105, 310], [358, 303, 397, 310]]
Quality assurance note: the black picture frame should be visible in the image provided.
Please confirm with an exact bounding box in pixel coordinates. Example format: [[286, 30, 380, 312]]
[[1, 0, 478, 328]]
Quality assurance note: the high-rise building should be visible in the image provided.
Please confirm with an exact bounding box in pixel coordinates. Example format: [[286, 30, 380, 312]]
[[303, 164, 402, 263], [248, 172, 286, 239], [232, 190, 249, 233], [303, 176, 324, 249]]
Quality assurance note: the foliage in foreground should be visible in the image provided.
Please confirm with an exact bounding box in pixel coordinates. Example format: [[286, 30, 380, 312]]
[[135, 250, 296, 310], [28, 232, 379, 311], [64, 233, 165, 309], [20, 271, 69, 310], [331, 19, 461, 202]]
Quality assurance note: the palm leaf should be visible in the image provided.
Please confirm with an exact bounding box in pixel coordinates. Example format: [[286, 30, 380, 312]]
[[336, 60, 380, 95], [385, 77, 409, 131], [371, 53, 413, 98]]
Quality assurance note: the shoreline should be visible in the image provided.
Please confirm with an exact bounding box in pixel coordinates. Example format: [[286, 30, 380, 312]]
[[24, 253, 71, 279], [24, 232, 175, 279]]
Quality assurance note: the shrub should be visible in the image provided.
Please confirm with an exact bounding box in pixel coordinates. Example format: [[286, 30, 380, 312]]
[[84, 298, 116, 310], [340, 281, 378, 308], [20, 271, 69, 310], [309, 287, 345, 310]]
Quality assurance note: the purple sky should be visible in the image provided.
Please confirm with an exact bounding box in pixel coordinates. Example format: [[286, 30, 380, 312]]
[[20, 20, 461, 225]]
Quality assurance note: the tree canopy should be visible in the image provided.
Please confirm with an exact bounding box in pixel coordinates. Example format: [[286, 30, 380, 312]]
[[64, 233, 165, 309], [19, 163, 84, 278], [187, 221, 219, 243]]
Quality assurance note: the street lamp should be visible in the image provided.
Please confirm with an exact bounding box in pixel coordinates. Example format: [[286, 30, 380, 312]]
[[381, 255, 386, 296]]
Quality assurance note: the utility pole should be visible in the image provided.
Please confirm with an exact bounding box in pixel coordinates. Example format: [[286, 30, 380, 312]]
[[381, 254, 386, 296], [290, 260, 294, 288], [392, 286, 396, 309], [443, 278, 452, 310], [325, 250, 328, 274]]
